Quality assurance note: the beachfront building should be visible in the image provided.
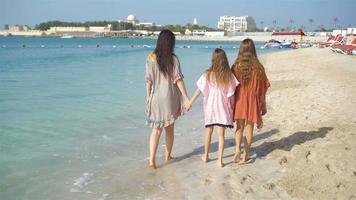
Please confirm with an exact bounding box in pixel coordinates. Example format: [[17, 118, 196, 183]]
[[8, 25, 29, 32], [49, 26, 88, 32], [272, 31, 306, 42], [126, 14, 155, 27], [218, 16, 256, 32], [89, 24, 112, 32], [127, 14, 139, 25]]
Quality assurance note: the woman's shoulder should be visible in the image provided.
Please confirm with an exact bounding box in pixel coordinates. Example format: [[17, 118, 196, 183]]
[[147, 52, 157, 62]]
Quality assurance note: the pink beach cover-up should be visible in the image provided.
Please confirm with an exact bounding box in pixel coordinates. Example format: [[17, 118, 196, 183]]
[[197, 73, 239, 128]]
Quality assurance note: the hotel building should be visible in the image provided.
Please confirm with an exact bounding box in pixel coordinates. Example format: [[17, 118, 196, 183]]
[[218, 16, 256, 32]]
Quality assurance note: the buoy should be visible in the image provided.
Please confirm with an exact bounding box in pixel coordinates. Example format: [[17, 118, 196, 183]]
[[22, 44, 26, 48]]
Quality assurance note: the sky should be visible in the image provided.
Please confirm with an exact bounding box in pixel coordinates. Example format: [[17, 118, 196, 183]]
[[0, 0, 355, 30]]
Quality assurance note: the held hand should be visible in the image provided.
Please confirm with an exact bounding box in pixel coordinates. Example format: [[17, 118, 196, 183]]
[[183, 98, 191, 112]]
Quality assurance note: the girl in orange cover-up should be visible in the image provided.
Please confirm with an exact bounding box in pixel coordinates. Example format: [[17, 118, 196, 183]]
[[231, 39, 270, 164]]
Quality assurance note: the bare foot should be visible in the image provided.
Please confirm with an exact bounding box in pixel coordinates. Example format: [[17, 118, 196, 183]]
[[201, 155, 209, 163], [233, 151, 241, 163], [239, 152, 252, 165], [165, 155, 174, 161], [218, 160, 225, 168], [148, 162, 157, 169], [242, 151, 249, 162]]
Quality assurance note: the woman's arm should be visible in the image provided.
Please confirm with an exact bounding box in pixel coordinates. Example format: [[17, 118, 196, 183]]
[[176, 79, 190, 111], [146, 82, 152, 102], [146, 82, 152, 114]]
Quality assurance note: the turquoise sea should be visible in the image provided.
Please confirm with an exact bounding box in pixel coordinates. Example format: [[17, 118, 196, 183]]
[[0, 37, 283, 199]]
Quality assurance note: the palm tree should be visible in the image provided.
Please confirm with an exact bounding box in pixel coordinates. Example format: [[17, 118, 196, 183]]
[[273, 20, 278, 31], [289, 19, 294, 31], [333, 17, 339, 29], [260, 21, 264, 29], [308, 18, 314, 31]]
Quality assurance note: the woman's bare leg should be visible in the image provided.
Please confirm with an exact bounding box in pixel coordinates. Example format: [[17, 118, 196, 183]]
[[243, 121, 254, 162], [233, 120, 245, 163], [202, 127, 213, 162], [164, 123, 174, 161], [149, 127, 162, 169], [217, 127, 226, 168]]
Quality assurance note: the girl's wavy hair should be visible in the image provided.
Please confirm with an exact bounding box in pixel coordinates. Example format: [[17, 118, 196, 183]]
[[233, 38, 265, 87], [205, 48, 232, 88]]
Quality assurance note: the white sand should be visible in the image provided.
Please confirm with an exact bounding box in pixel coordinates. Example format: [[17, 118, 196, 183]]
[[176, 35, 326, 42], [128, 48, 356, 200]]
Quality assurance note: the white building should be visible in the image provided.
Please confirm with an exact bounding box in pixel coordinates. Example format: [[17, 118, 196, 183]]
[[193, 18, 198, 25], [89, 24, 112, 32], [126, 14, 155, 27], [49, 27, 88, 32], [218, 16, 256, 32], [8, 25, 29, 32], [127, 14, 139, 25]]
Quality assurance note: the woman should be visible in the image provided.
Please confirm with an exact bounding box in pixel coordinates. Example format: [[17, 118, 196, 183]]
[[145, 29, 190, 169]]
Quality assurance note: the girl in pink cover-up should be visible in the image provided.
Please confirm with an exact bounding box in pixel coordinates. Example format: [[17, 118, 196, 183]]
[[187, 48, 239, 167]]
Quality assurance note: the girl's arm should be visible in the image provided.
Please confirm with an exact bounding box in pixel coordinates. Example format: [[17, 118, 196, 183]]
[[176, 79, 190, 110], [229, 94, 235, 108], [188, 88, 201, 110]]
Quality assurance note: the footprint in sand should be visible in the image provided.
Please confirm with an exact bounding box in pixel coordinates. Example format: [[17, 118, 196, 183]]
[[240, 175, 253, 185], [203, 178, 212, 185], [305, 150, 311, 161], [279, 156, 288, 165], [336, 182, 346, 190], [263, 183, 275, 190], [224, 175, 231, 179]]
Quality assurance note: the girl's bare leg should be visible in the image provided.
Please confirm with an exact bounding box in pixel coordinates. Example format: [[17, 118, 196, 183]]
[[217, 127, 226, 168], [149, 127, 163, 169], [234, 120, 245, 163], [202, 127, 213, 162], [243, 121, 254, 162], [164, 123, 174, 161]]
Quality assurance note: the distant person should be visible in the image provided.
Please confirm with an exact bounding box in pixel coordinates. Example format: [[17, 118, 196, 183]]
[[145, 29, 190, 169], [231, 39, 270, 164], [186, 48, 239, 167]]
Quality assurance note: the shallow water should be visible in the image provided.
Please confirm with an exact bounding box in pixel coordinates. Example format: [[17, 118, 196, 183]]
[[0, 36, 284, 199]]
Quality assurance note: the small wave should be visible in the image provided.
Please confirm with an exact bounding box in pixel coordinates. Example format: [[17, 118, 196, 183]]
[[98, 193, 109, 200], [70, 172, 94, 193]]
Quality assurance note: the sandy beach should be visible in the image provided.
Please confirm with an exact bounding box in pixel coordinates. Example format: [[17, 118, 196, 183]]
[[126, 47, 356, 199], [176, 35, 326, 43]]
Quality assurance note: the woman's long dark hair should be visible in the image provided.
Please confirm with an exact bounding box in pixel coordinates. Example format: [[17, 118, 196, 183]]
[[154, 29, 176, 78]]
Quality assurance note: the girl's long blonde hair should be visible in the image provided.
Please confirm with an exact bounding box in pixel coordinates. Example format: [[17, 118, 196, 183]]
[[206, 48, 232, 88], [233, 38, 265, 87]]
